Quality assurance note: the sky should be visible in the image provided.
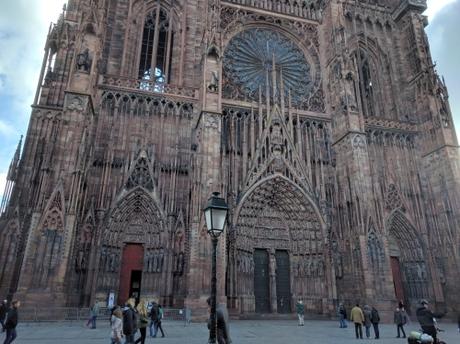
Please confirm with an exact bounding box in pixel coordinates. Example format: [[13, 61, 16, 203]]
[[0, 0, 459, 201]]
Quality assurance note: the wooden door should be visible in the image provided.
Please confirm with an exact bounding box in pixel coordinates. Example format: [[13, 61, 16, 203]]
[[118, 244, 144, 305], [390, 256, 405, 305]]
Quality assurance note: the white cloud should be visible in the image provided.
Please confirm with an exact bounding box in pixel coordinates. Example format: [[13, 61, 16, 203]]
[[426, 0, 457, 19]]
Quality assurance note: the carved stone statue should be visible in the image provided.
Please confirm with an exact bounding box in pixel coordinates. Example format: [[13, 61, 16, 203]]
[[208, 70, 219, 92], [76, 48, 92, 72]]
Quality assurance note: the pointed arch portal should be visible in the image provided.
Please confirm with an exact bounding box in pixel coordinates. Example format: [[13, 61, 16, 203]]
[[387, 210, 430, 308], [231, 175, 328, 314], [96, 187, 166, 304]]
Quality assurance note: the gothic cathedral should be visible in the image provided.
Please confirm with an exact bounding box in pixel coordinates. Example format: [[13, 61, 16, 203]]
[[0, 0, 459, 318]]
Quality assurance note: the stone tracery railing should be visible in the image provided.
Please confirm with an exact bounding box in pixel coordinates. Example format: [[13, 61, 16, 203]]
[[223, 0, 326, 21], [99, 75, 199, 100]]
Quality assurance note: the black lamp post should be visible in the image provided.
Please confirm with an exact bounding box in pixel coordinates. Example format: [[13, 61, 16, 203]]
[[203, 192, 228, 344]]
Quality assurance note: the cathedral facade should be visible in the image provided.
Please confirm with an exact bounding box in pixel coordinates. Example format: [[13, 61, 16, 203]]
[[0, 0, 459, 317]]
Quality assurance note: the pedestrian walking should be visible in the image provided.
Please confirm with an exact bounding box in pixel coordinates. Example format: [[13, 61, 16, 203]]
[[0, 300, 8, 330], [207, 297, 232, 344], [123, 298, 138, 344], [363, 305, 372, 339], [416, 299, 446, 342], [394, 305, 408, 338], [86, 302, 99, 329], [110, 307, 123, 344], [155, 305, 165, 338], [337, 303, 347, 328], [135, 300, 149, 344], [3, 300, 19, 344], [148, 301, 159, 337], [296, 300, 305, 326], [350, 303, 364, 339], [370, 306, 380, 339]]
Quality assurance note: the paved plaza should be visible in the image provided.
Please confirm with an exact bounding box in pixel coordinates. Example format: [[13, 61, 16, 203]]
[[5, 320, 459, 344]]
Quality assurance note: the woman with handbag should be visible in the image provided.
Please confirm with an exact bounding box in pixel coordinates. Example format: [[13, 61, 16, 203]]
[[135, 300, 149, 344]]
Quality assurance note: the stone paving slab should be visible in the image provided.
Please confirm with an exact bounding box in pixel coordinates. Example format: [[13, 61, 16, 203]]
[[5, 320, 459, 344]]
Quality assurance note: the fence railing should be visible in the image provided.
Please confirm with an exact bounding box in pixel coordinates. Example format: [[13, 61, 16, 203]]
[[19, 307, 191, 325]]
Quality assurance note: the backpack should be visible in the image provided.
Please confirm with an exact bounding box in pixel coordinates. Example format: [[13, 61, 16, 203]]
[[371, 308, 380, 323]]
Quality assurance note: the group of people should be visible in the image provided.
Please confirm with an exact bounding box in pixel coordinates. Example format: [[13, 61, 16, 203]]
[[109, 298, 165, 344], [348, 303, 382, 339], [345, 301, 410, 340], [339, 299, 455, 342], [0, 300, 20, 344]]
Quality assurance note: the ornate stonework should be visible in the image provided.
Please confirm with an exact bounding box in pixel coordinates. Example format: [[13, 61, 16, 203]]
[[0, 0, 458, 318]]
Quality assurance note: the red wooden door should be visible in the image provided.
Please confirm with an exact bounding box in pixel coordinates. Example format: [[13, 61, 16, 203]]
[[390, 256, 405, 304], [118, 244, 144, 305]]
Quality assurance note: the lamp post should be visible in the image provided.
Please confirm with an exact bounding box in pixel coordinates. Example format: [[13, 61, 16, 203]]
[[203, 192, 229, 344]]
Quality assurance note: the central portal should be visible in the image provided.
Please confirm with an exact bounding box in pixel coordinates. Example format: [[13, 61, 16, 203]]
[[253, 249, 292, 313], [118, 244, 144, 305]]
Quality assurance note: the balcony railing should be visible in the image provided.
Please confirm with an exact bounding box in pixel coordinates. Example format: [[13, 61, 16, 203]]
[[223, 0, 325, 21], [100, 75, 199, 100]]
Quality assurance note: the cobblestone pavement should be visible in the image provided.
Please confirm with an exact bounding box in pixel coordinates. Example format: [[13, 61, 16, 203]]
[[6, 320, 459, 344]]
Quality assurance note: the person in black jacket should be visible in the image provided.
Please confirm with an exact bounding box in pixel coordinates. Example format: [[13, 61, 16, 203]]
[[416, 299, 446, 342], [3, 300, 20, 344], [207, 297, 231, 344], [123, 298, 138, 344], [370, 306, 380, 339], [0, 300, 8, 330]]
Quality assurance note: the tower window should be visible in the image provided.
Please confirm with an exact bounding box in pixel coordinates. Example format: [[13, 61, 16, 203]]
[[358, 50, 376, 117], [138, 7, 174, 92]]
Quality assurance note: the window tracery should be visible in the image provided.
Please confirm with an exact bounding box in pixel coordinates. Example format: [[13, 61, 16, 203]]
[[138, 7, 175, 91], [223, 28, 313, 107]]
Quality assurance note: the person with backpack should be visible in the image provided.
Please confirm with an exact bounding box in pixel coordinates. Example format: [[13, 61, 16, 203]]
[[370, 306, 380, 339], [337, 303, 347, 328], [394, 305, 408, 338], [123, 298, 138, 344]]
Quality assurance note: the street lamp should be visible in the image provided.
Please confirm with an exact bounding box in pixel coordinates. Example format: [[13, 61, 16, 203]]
[[204, 192, 228, 344]]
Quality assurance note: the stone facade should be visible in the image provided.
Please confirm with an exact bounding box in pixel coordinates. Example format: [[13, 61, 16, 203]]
[[0, 0, 459, 318]]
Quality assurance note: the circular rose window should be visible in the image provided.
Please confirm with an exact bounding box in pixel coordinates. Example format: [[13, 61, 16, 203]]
[[223, 28, 313, 106]]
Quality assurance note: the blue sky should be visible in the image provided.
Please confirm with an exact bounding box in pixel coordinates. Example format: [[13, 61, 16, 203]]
[[0, 0, 459, 200]]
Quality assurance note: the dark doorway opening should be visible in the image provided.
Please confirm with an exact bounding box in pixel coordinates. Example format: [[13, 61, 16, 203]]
[[275, 250, 291, 313], [254, 249, 270, 313], [129, 270, 142, 304], [119, 244, 144, 305]]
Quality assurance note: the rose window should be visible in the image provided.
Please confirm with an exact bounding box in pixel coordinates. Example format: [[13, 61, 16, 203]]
[[223, 28, 313, 106]]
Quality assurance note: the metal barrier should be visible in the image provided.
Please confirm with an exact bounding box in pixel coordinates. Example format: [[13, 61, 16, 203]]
[[19, 307, 190, 324]]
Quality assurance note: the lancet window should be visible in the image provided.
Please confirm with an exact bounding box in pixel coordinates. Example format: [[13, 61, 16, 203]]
[[357, 50, 376, 117], [138, 6, 175, 91]]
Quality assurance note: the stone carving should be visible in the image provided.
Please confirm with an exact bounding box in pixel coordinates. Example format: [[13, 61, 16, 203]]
[[67, 95, 85, 112], [76, 48, 92, 72], [208, 71, 220, 93]]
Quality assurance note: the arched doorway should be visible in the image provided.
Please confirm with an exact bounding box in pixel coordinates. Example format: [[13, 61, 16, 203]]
[[230, 175, 328, 314], [95, 188, 166, 305], [387, 210, 430, 310]]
